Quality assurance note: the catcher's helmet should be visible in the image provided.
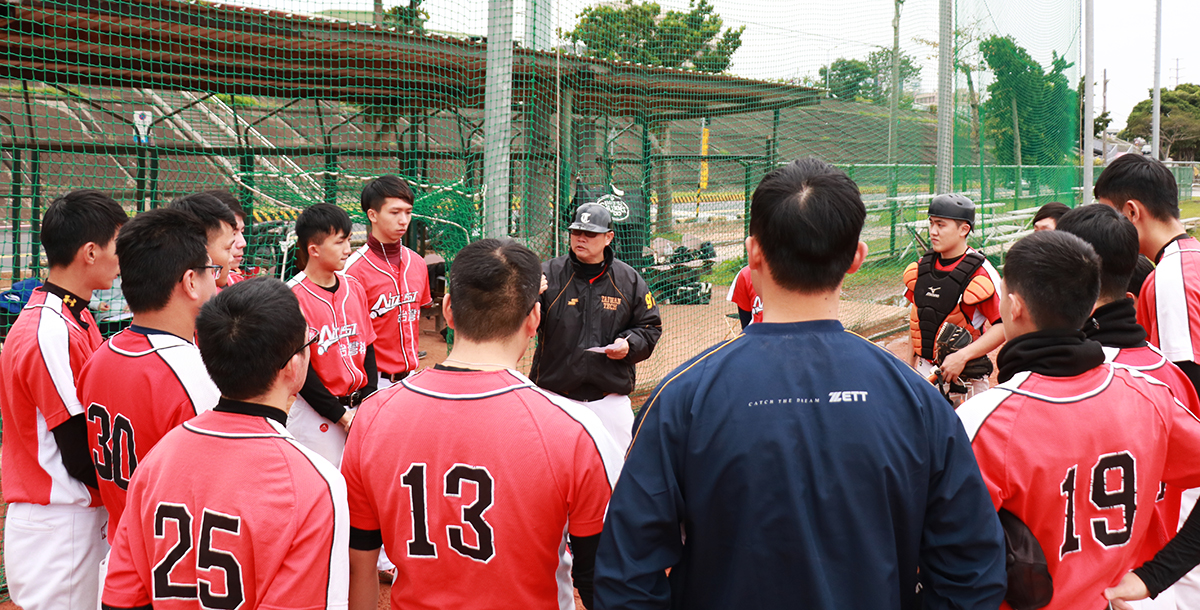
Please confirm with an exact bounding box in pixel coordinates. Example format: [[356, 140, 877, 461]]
[[928, 194, 976, 228]]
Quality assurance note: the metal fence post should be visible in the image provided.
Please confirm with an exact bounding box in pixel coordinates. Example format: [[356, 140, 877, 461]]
[[10, 145, 21, 280], [148, 150, 160, 208], [888, 164, 898, 255], [28, 150, 40, 276]]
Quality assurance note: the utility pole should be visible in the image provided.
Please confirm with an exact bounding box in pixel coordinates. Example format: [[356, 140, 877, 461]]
[[1083, 0, 1094, 205], [1175, 58, 1182, 88], [935, 0, 953, 193], [1152, 0, 1162, 159], [886, 0, 904, 167], [1102, 69, 1109, 164]]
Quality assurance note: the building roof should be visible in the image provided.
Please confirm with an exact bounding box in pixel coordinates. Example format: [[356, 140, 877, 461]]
[[2, 0, 821, 121]]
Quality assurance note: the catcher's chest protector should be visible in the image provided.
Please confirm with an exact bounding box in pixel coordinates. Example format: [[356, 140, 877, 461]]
[[911, 251, 986, 361]]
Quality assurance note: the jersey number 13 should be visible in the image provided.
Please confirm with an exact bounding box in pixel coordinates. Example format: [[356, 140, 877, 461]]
[[402, 463, 496, 563]]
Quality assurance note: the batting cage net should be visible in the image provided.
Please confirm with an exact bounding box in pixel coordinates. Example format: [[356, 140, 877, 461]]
[[0, 0, 1163, 596]]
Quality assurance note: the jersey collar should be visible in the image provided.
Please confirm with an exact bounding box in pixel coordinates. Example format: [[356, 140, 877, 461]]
[[1154, 233, 1191, 264], [213, 397, 288, 425], [40, 281, 91, 329]]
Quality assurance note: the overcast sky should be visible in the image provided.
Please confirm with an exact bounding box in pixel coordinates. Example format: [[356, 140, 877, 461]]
[[235, 0, 1198, 131]]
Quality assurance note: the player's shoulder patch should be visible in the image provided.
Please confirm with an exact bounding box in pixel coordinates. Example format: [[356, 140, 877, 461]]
[[286, 271, 306, 288], [962, 273, 996, 305], [903, 261, 919, 291]]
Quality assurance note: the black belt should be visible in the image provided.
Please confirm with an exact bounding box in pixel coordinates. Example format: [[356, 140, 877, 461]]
[[337, 390, 365, 408], [381, 371, 410, 383]]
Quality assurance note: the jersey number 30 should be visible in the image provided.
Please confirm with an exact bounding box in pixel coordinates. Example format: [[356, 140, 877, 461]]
[[402, 463, 495, 562], [1060, 451, 1136, 559], [88, 403, 137, 490]]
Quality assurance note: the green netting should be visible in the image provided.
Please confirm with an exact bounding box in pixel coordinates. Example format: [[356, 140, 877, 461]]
[[0, 0, 1104, 392]]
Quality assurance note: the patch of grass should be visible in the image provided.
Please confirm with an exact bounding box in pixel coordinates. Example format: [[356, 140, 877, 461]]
[[702, 256, 745, 286]]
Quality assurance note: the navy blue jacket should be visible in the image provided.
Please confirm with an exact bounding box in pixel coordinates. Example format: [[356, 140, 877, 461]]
[[595, 320, 1006, 610]]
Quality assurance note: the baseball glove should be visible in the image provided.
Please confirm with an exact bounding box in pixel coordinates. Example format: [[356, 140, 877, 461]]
[[934, 322, 994, 380]]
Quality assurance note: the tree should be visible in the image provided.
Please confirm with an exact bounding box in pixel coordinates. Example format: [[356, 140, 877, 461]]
[[979, 35, 1077, 167], [1121, 84, 1200, 161], [864, 48, 921, 107], [563, 0, 745, 232], [563, 0, 745, 73], [818, 58, 872, 100], [384, 0, 427, 31]]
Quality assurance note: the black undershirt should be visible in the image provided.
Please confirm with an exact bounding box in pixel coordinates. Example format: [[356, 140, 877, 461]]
[[295, 276, 378, 422]]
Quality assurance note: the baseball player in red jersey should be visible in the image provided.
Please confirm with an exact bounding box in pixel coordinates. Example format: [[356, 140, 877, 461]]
[[957, 231, 1200, 610], [1098, 152, 1200, 609], [169, 193, 238, 289], [203, 190, 248, 284], [904, 194, 1004, 400], [287, 203, 377, 467], [78, 208, 220, 541], [344, 175, 431, 388], [102, 278, 349, 610], [0, 190, 128, 610], [343, 239, 622, 610], [1058, 204, 1200, 608], [726, 265, 761, 328]]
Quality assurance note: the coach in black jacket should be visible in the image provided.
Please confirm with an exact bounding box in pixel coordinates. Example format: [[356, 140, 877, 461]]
[[532, 202, 662, 451]]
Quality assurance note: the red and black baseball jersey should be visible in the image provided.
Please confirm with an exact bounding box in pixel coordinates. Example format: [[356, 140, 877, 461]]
[[225, 270, 246, 285], [904, 247, 1002, 333], [1138, 235, 1200, 365], [725, 266, 762, 325], [1107, 346, 1200, 563], [344, 242, 430, 375], [102, 399, 349, 610], [958, 365, 1200, 610], [78, 326, 220, 539], [341, 367, 622, 609], [0, 285, 105, 507], [288, 272, 376, 396]]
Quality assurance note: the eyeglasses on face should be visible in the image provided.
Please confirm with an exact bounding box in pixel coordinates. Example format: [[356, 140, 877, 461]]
[[192, 264, 223, 279], [569, 229, 604, 239], [280, 328, 319, 370]]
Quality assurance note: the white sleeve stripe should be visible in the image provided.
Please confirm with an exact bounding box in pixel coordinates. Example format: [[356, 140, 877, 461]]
[[725, 274, 739, 302], [957, 371, 1029, 441], [35, 296, 85, 417], [270, 419, 351, 610], [149, 335, 220, 416], [1156, 243, 1195, 362], [519, 386, 625, 488]]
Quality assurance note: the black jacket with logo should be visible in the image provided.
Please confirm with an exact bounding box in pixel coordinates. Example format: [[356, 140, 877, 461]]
[[532, 246, 663, 402]]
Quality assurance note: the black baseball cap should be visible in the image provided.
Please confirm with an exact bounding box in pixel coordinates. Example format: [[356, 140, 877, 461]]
[[568, 203, 613, 233]]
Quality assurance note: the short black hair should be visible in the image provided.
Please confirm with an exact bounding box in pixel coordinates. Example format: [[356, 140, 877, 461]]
[[41, 190, 128, 268], [168, 193, 237, 240], [295, 204, 352, 268], [1055, 204, 1139, 304], [1033, 202, 1070, 225], [1128, 254, 1155, 298], [116, 209, 210, 313], [1094, 154, 1179, 221], [449, 239, 541, 341], [196, 277, 307, 400], [202, 189, 247, 220], [748, 157, 865, 293], [1004, 231, 1101, 330], [361, 175, 414, 215]]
